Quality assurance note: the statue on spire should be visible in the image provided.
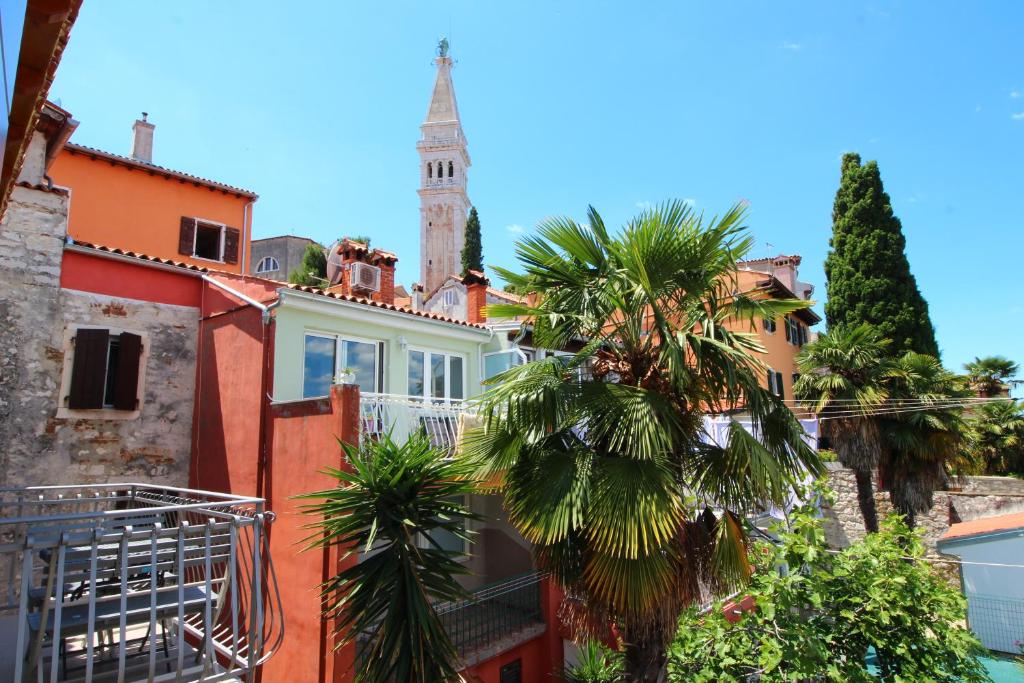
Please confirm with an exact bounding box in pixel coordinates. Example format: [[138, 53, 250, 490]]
[[437, 36, 449, 58]]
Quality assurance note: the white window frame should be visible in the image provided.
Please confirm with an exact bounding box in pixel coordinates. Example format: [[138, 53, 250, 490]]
[[256, 256, 280, 273], [192, 217, 227, 263], [417, 493, 470, 558], [443, 288, 456, 306], [302, 330, 384, 398], [407, 346, 467, 403], [56, 325, 150, 421], [481, 347, 528, 384]]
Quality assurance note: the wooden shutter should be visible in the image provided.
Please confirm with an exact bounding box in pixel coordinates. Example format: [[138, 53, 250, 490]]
[[775, 371, 784, 397], [223, 227, 240, 264], [766, 369, 775, 394], [178, 217, 196, 255], [68, 328, 109, 409], [113, 333, 143, 410]]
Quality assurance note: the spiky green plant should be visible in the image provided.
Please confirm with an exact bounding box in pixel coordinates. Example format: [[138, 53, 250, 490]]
[[794, 324, 893, 532], [463, 200, 821, 681], [297, 432, 482, 683], [564, 641, 625, 683], [966, 399, 1024, 475]]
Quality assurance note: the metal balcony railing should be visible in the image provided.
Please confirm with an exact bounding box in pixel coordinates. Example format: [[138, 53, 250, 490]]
[[360, 393, 474, 456], [0, 484, 283, 682], [435, 572, 545, 657]]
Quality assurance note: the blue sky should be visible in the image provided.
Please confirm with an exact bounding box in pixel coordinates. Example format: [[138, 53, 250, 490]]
[[51, 1, 1023, 375]]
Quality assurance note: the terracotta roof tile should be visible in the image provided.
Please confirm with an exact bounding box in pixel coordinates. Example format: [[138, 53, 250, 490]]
[[65, 143, 258, 198], [16, 180, 69, 195], [69, 242, 487, 330], [941, 511, 1024, 542]]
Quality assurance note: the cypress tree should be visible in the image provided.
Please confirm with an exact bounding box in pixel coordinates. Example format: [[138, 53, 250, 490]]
[[824, 154, 939, 357], [288, 243, 327, 286], [461, 206, 483, 274]]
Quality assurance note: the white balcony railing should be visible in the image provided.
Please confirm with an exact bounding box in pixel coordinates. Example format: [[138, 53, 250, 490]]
[[0, 484, 283, 682], [360, 393, 474, 455]]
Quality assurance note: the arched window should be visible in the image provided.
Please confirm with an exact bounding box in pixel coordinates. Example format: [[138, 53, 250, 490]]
[[256, 256, 280, 274], [448, 161, 454, 178], [427, 162, 432, 179], [436, 161, 443, 178]]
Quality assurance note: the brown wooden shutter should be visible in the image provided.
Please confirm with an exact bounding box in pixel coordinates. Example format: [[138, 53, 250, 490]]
[[223, 227, 240, 264], [178, 217, 196, 255], [68, 328, 109, 409], [112, 332, 143, 410]]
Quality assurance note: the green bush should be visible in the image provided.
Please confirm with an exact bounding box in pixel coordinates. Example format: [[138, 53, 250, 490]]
[[667, 484, 990, 682]]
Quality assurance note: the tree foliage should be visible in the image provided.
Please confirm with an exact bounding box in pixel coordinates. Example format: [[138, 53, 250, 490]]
[[288, 242, 327, 286], [824, 153, 939, 358], [881, 352, 970, 525], [297, 432, 481, 683], [794, 325, 893, 532], [461, 206, 483, 274], [667, 488, 990, 683], [464, 200, 821, 680], [964, 399, 1024, 475], [964, 355, 1019, 397]]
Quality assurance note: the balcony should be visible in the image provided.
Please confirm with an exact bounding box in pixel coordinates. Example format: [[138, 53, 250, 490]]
[[360, 392, 473, 456], [0, 484, 282, 682], [416, 135, 464, 150]]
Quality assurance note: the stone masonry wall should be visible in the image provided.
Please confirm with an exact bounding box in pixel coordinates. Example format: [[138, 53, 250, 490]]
[[0, 183, 196, 488], [822, 462, 1024, 560]]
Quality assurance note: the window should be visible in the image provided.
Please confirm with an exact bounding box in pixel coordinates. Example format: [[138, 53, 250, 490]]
[[499, 659, 523, 683], [64, 328, 144, 413], [302, 333, 383, 398], [482, 348, 527, 381], [421, 495, 468, 555], [762, 317, 776, 334], [784, 316, 805, 347], [427, 162, 433, 178], [408, 349, 465, 401], [766, 368, 784, 397], [255, 256, 279, 274], [178, 217, 240, 264], [443, 288, 456, 306], [447, 161, 454, 178]]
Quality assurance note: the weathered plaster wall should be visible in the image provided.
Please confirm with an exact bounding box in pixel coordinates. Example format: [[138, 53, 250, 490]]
[[821, 462, 1024, 560], [0, 184, 197, 488]]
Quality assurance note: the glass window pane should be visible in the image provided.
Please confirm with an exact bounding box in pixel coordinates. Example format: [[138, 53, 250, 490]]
[[303, 335, 336, 398], [430, 526, 464, 554], [431, 353, 446, 399], [408, 350, 424, 397], [344, 340, 378, 393], [483, 350, 524, 380], [449, 356, 463, 400]]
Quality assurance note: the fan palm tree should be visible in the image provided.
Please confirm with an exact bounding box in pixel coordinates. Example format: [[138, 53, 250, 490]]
[[966, 399, 1024, 475], [297, 432, 482, 683], [963, 355, 1019, 397], [793, 325, 892, 533], [463, 200, 821, 681], [881, 353, 970, 527]]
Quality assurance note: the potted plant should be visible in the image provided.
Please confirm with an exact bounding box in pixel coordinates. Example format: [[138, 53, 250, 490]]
[[335, 367, 357, 385]]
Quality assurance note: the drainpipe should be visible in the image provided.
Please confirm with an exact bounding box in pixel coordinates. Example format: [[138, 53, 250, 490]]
[[241, 199, 255, 274], [200, 275, 281, 504]]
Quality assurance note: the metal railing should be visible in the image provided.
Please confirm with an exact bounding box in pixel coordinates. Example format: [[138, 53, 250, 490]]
[[0, 484, 283, 682], [965, 592, 1024, 654], [436, 572, 545, 657], [360, 393, 474, 455]]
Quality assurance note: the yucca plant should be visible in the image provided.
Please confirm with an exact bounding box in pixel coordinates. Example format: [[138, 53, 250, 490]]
[[564, 641, 625, 683], [297, 432, 482, 683], [463, 200, 821, 681], [794, 324, 893, 532]]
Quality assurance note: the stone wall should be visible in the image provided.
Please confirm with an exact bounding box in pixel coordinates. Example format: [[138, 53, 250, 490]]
[[0, 182, 196, 488], [822, 462, 1024, 560]]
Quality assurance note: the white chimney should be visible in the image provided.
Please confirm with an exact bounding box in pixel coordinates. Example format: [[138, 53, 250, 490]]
[[131, 112, 154, 163]]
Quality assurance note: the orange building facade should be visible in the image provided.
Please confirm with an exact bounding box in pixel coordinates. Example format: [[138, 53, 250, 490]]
[[48, 117, 257, 274], [726, 255, 821, 404]]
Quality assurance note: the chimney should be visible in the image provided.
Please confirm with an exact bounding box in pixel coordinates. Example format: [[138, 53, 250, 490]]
[[131, 112, 154, 163], [462, 270, 489, 324], [324, 239, 398, 306]]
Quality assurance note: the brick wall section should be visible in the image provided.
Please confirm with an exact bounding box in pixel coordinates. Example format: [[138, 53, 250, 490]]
[[463, 270, 489, 324], [0, 182, 196, 488]]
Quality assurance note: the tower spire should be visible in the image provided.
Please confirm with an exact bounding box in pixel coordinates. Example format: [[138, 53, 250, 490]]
[[417, 40, 471, 293]]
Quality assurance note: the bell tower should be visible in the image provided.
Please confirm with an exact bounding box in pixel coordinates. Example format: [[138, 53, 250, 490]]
[[417, 39, 471, 293]]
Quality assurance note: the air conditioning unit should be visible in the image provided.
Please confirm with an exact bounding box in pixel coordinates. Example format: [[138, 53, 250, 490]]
[[350, 262, 381, 292]]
